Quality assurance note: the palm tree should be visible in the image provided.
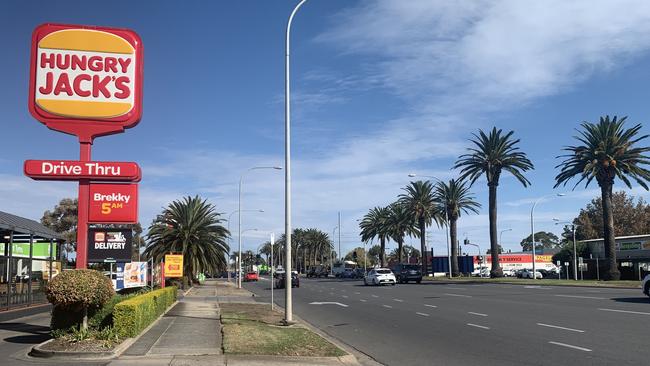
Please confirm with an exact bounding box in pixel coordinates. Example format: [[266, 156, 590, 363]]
[[398, 181, 439, 275], [359, 206, 391, 267], [144, 195, 230, 287], [555, 116, 650, 280], [432, 179, 481, 277], [386, 202, 419, 264], [454, 127, 534, 277]]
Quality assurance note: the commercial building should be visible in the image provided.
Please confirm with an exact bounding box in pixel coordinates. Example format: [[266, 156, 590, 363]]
[[583, 234, 650, 280], [0, 211, 64, 311]]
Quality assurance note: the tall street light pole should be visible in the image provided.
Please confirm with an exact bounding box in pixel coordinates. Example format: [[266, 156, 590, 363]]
[[408, 173, 450, 278], [499, 228, 512, 251], [228, 209, 264, 282], [284, 0, 308, 324], [338, 211, 342, 261], [331, 226, 338, 276], [530, 193, 565, 278], [239, 228, 259, 275], [239, 167, 281, 289]]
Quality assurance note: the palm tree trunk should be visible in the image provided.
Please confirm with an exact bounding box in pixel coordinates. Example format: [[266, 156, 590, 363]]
[[601, 183, 620, 280], [380, 237, 386, 267], [419, 217, 427, 275], [450, 216, 459, 277], [397, 238, 403, 263], [488, 183, 502, 277]]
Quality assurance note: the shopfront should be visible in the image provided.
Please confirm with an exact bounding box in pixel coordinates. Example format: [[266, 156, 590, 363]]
[[0, 211, 64, 311]]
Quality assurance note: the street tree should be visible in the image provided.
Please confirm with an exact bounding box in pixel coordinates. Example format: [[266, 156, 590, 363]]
[[455, 127, 534, 277], [398, 181, 439, 275], [359, 206, 391, 267], [41, 198, 77, 259], [520, 231, 560, 252], [432, 179, 481, 277], [386, 202, 418, 264], [555, 116, 650, 280], [144, 195, 230, 287]]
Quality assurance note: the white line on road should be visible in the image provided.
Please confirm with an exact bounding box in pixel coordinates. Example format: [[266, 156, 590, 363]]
[[468, 312, 488, 317], [548, 341, 592, 352], [416, 312, 429, 317], [466, 323, 489, 330], [444, 293, 472, 298], [446, 287, 467, 290], [424, 304, 437, 308], [371, 295, 379, 298], [382, 305, 393, 309], [342, 295, 349, 298], [360, 299, 367, 302], [598, 308, 650, 316], [354, 292, 361, 295], [393, 299, 404, 302], [309, 302, 349, 307], [537, 323, 585, 333], [555, 295, 605, 300]]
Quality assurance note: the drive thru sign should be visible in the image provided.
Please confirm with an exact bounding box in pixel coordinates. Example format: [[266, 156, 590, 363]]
[[24, 23, 143, 269]]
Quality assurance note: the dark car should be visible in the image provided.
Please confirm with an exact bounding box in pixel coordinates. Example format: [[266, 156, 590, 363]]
[[353, 268, 366, 279], [307, 265, 329, 278], [391, 264, 423, 284], [275, 272, 299, 289], [538, 269, 559, 279]]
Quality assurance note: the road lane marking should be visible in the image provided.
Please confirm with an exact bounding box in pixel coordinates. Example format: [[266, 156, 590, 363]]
[[446, 287, 467, 290], [536, 323, 584, 333], [393, 299, 404, 302], [548, 341, 592, 352], [360, 299, 367, 302], [555, 295, 605, 300], [354, 292, 361, 295], [598, 308, 650, 316], [424, 304, 437, 308], [466, 323, 489, 330], [371, 295, 379, 298], [342, 295, 349, 298], [382, 305, 393, 309], [468, 312, 488, 317], [416, 312, 429, 317], [444, 293, 472, 298], [309, 302, 349, 307]]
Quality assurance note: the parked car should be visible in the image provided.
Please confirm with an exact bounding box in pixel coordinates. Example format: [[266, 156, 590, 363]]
[[364, 268, 396, 286], [502, 269, 516, 277], [642, 274, 650, 298], [307, 265, 329, 278], [353, 268, 366, 279], [275, 272, 299, 289], [538, 269, 559, 279], [520, 269, 543, 279], [341, 268, 357, 279], [244, 272, 258, 282], [472, 266, 490, 277], [391, 264, 422, 283]]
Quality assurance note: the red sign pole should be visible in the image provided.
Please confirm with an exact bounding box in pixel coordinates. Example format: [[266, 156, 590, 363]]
[[76, 142, 92, 269]]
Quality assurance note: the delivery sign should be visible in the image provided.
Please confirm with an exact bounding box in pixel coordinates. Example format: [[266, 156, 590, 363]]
[[88, 183, 138, 223], [29, 23, 143, 141], [164, 255, 183, 278]]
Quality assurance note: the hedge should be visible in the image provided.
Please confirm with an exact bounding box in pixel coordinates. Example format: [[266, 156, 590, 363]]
[[113, 287, 177, 338]]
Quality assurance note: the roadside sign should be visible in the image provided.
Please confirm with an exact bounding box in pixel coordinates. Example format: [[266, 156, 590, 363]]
[[88, 183, 138, 223], [87, 228, 132, 262], [24, 160, 141, 181], [29, 23, 143, 142], [164, 254, 184, 278]]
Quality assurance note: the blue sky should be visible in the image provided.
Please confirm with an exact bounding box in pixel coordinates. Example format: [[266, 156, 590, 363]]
[[2, 1, 650, 257]]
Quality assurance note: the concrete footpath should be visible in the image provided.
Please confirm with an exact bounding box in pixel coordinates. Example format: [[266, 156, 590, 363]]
[[109, 279, 358, 366]]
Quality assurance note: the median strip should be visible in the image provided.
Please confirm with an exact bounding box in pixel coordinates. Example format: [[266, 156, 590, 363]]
[[548, 341, 592, 352], [537, 323, 584, 333]]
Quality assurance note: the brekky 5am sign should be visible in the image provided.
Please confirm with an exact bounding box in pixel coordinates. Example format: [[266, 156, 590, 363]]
[[24, 23, 143, 269]]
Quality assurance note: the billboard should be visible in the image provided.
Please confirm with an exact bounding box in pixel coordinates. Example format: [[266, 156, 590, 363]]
[[88, 183, 138, 223], [115, 261, 146, 289], [29, 23, 143, 142], [164, 254, 183, 278], [87, 228, 132, 262], [0, 241, 57, 259]]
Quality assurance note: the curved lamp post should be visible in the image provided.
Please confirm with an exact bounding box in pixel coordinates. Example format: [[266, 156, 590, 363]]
[[530, 193, 565, 277]]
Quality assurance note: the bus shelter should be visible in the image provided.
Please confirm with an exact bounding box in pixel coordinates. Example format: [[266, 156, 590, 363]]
[[0, 210, 64, 311]]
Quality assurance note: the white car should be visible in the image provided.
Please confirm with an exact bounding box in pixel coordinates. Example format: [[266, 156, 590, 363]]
[[364, 268, 396, 286], [642, 274, 650, 298], [521, 269, 543, 279], [502, 269, 516, 277]]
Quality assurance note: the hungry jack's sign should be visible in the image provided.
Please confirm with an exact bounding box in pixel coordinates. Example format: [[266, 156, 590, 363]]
[[24, 23, 143, 269]]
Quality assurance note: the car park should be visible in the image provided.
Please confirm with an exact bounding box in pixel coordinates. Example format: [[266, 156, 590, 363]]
[[364, 268, 396, 286], [391, 264, 422, 283], [642, 274, 650, 298]]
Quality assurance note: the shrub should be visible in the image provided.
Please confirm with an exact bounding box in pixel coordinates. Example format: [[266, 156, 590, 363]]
[[113, 287, 176, 338], [47, 269, 114, 330]]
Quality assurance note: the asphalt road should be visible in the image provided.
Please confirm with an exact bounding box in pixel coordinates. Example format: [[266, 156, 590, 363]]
[[243, 277, 650, 366]]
